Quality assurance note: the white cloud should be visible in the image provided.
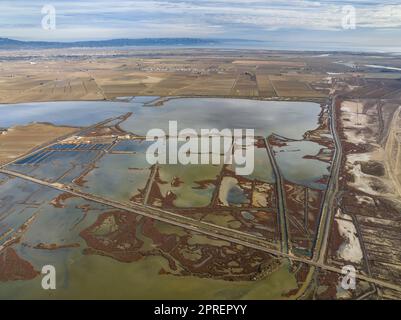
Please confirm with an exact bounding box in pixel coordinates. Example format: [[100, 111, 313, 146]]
[[0, 0, 401, 41]]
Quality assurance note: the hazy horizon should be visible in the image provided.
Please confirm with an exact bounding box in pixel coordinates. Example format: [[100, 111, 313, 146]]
[[0, 1, 401, 52]]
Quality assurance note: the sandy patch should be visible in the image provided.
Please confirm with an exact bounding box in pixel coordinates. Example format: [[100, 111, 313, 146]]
[[356, 195, 375, 206], [335, 209, 363, 264]]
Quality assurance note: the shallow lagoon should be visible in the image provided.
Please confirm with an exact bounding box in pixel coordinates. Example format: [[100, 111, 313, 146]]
[[274, 141, 331, 190], [121, 98, 321, 139], [2, 97, 327, 189], [0, 100, 139, 128], [0, 187, 299, 300], [2, 97, 331, 200], [1, 98, 321, 140], [0, 97, 330, 298]]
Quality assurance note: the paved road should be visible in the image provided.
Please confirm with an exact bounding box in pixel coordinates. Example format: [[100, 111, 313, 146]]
[[312, 96, 343, 264], [265, 138, 289, 254], [1, 167, 401, 292], [385, 106, 401, 198]]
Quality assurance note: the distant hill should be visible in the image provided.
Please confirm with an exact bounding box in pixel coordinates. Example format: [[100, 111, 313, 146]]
[[0, 37, 234, 49]]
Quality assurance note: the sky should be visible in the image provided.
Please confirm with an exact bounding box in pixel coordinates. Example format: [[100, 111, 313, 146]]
[[1, 0, 401, 50]]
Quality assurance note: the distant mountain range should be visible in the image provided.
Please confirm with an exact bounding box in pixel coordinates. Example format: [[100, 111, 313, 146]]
[[0, 37, 251, 49]]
